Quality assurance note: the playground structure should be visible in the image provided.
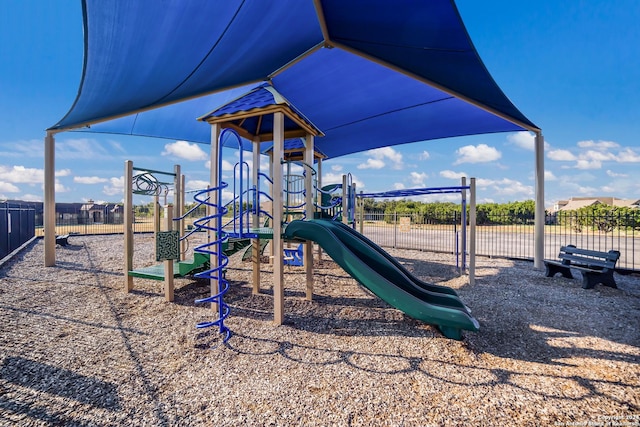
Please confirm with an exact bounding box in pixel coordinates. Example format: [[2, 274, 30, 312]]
[[118, 84, 479, 341], [123, 161, 261, 303], [123, 162, 189, 301], [182, 83, 479, 341]]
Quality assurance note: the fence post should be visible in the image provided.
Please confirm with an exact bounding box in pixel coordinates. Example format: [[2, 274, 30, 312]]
[[393, 211, 397, 248]]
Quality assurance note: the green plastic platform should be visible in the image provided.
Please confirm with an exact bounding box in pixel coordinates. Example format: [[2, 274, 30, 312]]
[[128, 252, 210, 280]]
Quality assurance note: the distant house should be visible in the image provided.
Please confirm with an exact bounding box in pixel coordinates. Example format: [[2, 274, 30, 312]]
[[80, 199, 123, 224], [2, 199, 123, 226], [547, 197, 639, 225], [553, 197, 640, 212]]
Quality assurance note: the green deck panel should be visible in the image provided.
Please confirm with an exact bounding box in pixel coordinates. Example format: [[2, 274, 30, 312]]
[[128, 252, 210, 281], [225, 227, 274, 239], [283, 219, 479, 340]]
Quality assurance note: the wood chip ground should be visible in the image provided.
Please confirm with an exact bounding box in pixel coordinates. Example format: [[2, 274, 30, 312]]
[[0, 235, 638, 426]]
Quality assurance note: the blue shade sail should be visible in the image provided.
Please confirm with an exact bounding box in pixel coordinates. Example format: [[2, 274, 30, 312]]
[[52, 0, 537, 160]]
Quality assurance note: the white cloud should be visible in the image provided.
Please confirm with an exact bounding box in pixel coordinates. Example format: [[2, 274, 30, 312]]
[[359, 147, 404, 170], [574, 159, 602, 170], [331, 164, 343, 172], [582, 150, 616, 162], [0, 165, 75, 186], [409, 171, 427, 186], [74, 176, 108, 184], [454, 144, 501, 164], [606, 170, 627, 178], [419, 151, 430, 160], [544, 170, 557, 181], [474, 178, 533, 197], [58, 138, 109, 159], [439, 170, 467, 180], [576, 185, 598, 195], [108, 140, 126, 153], [185, 180, 210, 192], [507, 132, 533, 151], [548, 140, 639, 170], [55, 180, 69, 193], [322, 172, 364, 189], [20, 194, 41, 202], [222, 159, 234, 171], [576, 140, 619, 150], [393, 183, 405, 190], [0, 165, 43, 184], [0, 182, 20, 193], [357, 158, 385, 169], [0, 139, 42, 158], [417, 193, 461, 203], [162, 140, 208, 161], [103, 176, 124, 196], [617, 148, 640, 163], [507, 131, 550, 151], [547, 149, 577, 161]]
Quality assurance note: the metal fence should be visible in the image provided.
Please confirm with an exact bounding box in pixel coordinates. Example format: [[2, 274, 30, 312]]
[[358, 210, 640, 273], [24, 205, 640, 273], [1, 202, 36, 260]]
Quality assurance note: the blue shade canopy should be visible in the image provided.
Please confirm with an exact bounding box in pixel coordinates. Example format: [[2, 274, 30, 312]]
[[50, 0, 538, 159]]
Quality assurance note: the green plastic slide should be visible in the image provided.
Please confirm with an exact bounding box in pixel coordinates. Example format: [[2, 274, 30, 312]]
[[283, 219, 479, 340]]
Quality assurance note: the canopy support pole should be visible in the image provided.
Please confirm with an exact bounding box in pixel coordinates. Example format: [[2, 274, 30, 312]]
[[534, 131, 545, 269], [272, 112, 285, 325], [252, 138, 261, 294], [304, 134, 314, 300], [44, 132, 56, 267], [124, 160, 133, 291]]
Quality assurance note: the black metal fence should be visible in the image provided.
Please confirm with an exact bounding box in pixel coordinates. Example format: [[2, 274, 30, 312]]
[[358, 210, 640, 272], [1, 202, 36, 260], [17, 204, 640, 273]]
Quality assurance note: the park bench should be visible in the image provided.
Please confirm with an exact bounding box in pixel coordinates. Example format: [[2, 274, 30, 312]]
[[55, 234, 71, 246], [544, 244, 620, 289]]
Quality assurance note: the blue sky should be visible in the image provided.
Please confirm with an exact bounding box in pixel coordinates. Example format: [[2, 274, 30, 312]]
[[1, 1, 639, 207]]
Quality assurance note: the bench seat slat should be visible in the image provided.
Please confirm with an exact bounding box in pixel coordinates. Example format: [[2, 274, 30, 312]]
[[559, 246, 619, 261], [559, 254, 614, 269]]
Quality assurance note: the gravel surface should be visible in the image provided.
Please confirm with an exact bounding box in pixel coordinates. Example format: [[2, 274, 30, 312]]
[[0, 234, 638, 426]]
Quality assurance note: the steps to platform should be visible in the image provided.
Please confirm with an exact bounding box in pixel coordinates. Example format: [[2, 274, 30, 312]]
[[128, 252, 209, 281]]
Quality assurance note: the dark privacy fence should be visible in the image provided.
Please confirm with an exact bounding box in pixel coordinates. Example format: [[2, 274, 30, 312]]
[[1, 202, 35, 260]]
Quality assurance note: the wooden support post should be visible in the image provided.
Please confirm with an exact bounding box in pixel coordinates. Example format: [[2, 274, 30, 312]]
[[358, 190, 364, 234], [304, 134, 314, 300], [342, 174, 348, 225], [44, 132, 56, 267], [273, 112, 285, 325], [269, 152, 275, 264], [176, 166, 185, 261], [252, 139, 261, 294], [124, 160, 134, 292], [163, 204, 175, 302], [209, 123, 221, 314]]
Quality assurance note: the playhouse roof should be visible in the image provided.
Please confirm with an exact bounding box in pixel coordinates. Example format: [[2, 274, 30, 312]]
[[198, 84, 324, 141], [49, 0, 538, 159]]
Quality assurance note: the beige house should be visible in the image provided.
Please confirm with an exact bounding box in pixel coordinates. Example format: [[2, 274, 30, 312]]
[[552, 197, 640, 212]]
